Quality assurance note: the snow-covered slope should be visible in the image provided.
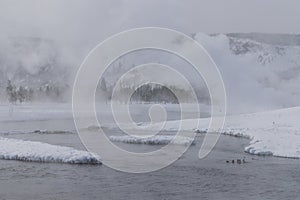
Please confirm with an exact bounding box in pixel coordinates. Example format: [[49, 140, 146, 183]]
[[0, 136, 101, 164], [142, 107, 300, 159], [222, 107, 300, 158], [194, 33, 300, 113]]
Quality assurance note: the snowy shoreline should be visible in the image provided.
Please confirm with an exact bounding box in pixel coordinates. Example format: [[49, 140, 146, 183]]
[[0, 137, 101, 164], [109, 135, 196, 146], [1, 103, 300, 161], [130, 107, 300, 159], [215, 130, 300, 159]]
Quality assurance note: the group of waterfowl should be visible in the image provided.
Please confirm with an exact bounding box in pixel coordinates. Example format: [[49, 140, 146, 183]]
[[226, 157, 246, 164]]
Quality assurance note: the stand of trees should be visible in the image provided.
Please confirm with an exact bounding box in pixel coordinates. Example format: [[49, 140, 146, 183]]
[[108, 82, 195, 104], [6, 80, 33, 104], [130, 84, 179, 104], [5, 80, 68, 103]]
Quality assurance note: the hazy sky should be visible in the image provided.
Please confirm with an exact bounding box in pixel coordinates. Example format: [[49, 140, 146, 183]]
[[0, 0, 299, 48]]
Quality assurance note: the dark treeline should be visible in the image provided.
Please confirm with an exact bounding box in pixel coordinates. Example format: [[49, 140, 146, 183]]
[[2, 78, 208, 104], [4, 80, 69, 103], [100, 80, 198, 104], [130, 84, 179, 104]]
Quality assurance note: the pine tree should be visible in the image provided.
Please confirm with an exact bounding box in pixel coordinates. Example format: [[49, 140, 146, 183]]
[[6, 80, 17, 104], [17, 86, 26, 103], [100, 78, 107, 92]]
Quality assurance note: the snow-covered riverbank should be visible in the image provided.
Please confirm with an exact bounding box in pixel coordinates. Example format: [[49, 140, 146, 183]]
[[110, 135, 195, 146], [155, 107, 300, 159], [1, 103, 300, 161], [0, 136, 101, 164]]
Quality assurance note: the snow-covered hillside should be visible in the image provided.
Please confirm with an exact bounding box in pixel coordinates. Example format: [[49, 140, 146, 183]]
[[194, 33, 300, 113]]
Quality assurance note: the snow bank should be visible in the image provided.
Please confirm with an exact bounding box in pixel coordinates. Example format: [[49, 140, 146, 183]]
[[0, 137, 101, 164], [140, 107, 300, 159], [110, 135, 195, 146], [220, 107, 300, 159]]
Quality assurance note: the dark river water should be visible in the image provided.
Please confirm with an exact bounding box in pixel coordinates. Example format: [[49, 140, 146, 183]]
[[0, 129, 299, 200], [0, 105, 299, 200]]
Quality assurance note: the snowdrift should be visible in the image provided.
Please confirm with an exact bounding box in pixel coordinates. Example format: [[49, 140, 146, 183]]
[[110, 135, 195, 146], [0, 137, 101, 164], [141, 107, 300, 159]]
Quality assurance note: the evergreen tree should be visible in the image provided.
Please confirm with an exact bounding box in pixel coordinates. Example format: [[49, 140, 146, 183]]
[[100, 78, 107, 92], [17, 86, 26, 103], [6, 80, 17, 103]]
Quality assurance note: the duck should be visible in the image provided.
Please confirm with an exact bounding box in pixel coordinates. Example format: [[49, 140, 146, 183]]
[[242, 157, 246, 163]]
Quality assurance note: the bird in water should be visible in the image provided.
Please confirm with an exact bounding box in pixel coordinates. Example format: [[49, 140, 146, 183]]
[[226, 157, 246, 164], [242, 157, 246, 163]]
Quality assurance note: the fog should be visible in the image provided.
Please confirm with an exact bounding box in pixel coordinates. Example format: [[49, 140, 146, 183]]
[[1, 0, 299, 68], [0, 0, 300, 113], [1, 0, 300, 48]]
